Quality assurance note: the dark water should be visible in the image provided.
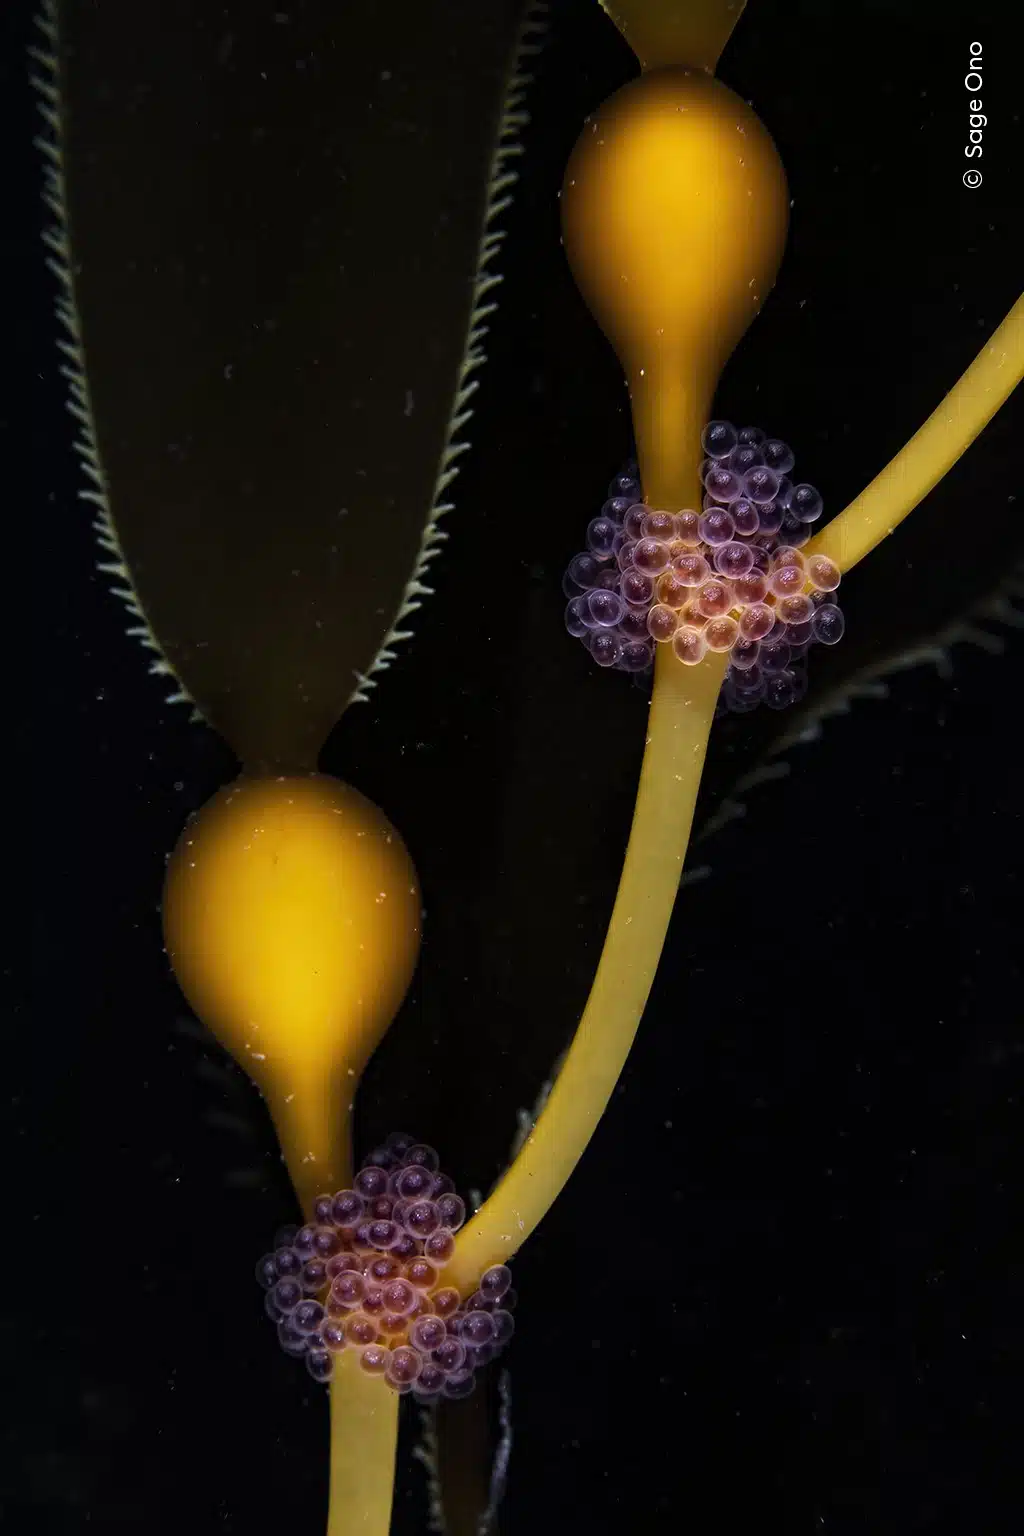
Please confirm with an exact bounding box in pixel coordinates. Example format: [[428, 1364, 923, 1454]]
[[10, 1, 1023, 1532]]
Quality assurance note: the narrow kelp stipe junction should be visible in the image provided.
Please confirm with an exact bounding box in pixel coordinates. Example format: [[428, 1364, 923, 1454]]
[[35, 0, 1024, 1530], [562, 422, 844, 709], [255, 1135, 516, 1399]]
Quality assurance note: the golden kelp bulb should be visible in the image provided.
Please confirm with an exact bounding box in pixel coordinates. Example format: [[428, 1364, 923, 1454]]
[[561, 68, 789, 508], [162, 774, 421, 1213]]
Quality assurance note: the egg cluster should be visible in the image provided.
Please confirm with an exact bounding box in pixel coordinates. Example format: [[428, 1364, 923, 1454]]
[[562, 422, 845, 711], [256, 1134, 515, 1400]]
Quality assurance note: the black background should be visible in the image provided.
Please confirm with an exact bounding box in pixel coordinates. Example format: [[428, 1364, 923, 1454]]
[[7, 1, 1024, 1532]]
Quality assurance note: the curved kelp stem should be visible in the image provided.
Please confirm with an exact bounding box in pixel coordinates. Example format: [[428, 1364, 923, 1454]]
[[807, 294, 1024, 576], [449, 645, 725, 1292]]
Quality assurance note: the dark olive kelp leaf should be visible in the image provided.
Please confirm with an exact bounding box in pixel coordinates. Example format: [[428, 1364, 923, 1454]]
[[38, 0, 543, 769]]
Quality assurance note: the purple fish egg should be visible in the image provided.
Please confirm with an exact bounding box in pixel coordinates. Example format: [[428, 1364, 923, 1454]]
[[293, 1225, 318, 1259], [565, 597, 590, 637], [601, 495, 635, 525], [394, 1165, 434, 1200], [629, 537, 668, 577], [698, 508, 735, 547], [459, 1311, 497, 1347], [330, 1271, 366, 1310], [566, 552, 605, 591], [618, 608, 651, 644], [443, 1369, 477, 1400], [293, 1299, 326, 1335], [586, 516, 619, 556], [743, 465, 780, 505], [701, 420, 738, 459], [355, 1166, 389, 1200], [367, 1220, 401, 1251], [491, 1309, 515, 1345], [255, 1254, 279, 1290], [586, 589, 626, 629], [714, 541, 753, 580], [619, 639, 654, 673], [729, 638, 761, 672], [273, 1278, 303, 1314], [274, 1247, 303, 1279], [608, 471, 641, 501], [320, 1319, 347, 1353], [731, 499, 760, 537], [434, 1338, 467, 1374], [411, 1316, 448, 1354], [588, 631, 622, 668], [703, 465, 742, 503], [277, 1321, 310, 1357], [424, 1229, 456, 1264], [623, 504, 647, 540], [301, 1259, 329, 1293], [435, 1194, 466, 1232], [763, 669, 803, 710], [313, 1227, 341, 1259], [789, 483, 824, 523], [385, 1132, 417, 1156], [759, 640, 792, 674], [414, 1363, 446, 1398], [762, 438, 795, 474], [780, 512, 810, 545], [812, 603, 845, 645], [729, 443, 764, 476], [405, 1200, 441, 1239], [774, 476, 794, 509], [479, 1266, 512, 1301], [306, 1346, 334, 1383], [616, 540, 639, 573]]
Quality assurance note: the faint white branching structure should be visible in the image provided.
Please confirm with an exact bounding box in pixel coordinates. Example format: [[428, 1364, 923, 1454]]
[[30, 0, 195, 713]]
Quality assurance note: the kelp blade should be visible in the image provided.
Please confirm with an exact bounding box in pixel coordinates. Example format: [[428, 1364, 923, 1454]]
[[56, 0, 528, 768]]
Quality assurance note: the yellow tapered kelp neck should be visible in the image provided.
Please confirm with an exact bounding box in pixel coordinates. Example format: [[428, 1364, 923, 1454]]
[[561, 67, 788, 510], [161, 774, 421, 1212], [600, 0, 747, 72]]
